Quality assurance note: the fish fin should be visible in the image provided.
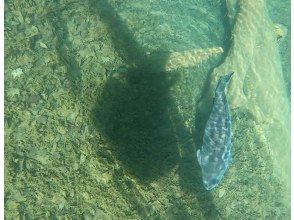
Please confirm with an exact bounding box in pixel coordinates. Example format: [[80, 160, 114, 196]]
[[229, 154, 233, 164], [196, 149, 202, 165]]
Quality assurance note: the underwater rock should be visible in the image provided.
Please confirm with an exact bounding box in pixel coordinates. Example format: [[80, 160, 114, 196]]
[[11, 68, 24, 78], [165, 47, 223, 71], [146, 46, 223, 73], [274, 23, 287, 41], [199, 0, 290, 198]]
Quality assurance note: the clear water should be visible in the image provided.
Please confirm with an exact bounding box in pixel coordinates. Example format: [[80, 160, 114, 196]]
[[5, 0, 290, 219]]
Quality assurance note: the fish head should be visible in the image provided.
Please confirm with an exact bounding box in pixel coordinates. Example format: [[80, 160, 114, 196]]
[[197, 149, 229, 190]]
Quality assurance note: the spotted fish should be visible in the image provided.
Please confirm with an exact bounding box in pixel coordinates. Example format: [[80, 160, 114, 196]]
[[197, 72, 234, 190]]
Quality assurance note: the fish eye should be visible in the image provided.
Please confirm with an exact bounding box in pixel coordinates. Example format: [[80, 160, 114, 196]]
[[211, 178, 218, 185]]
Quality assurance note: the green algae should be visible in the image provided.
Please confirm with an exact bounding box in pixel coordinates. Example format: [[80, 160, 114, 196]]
[[5, 0, 290, 219]]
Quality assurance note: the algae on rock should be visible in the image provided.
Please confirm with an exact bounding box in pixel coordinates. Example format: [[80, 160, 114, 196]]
[[198, 0, 290, 210]]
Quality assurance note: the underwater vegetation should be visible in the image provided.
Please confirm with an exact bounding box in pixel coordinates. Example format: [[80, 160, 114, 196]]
[[4, 0, 290, 219]]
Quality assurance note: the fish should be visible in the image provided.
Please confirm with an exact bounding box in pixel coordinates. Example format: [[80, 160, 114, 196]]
[[197, 72, 234, 190]]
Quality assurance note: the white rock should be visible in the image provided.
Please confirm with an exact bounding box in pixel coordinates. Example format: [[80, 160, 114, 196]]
[[38, 41, 48, 49], [218, 188, 226, 198]]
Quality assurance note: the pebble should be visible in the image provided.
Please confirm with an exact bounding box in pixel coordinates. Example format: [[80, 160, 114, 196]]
[[218, 188, 226, 198], [38, 41, 48, 49], [11, 68, 23, 78]]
